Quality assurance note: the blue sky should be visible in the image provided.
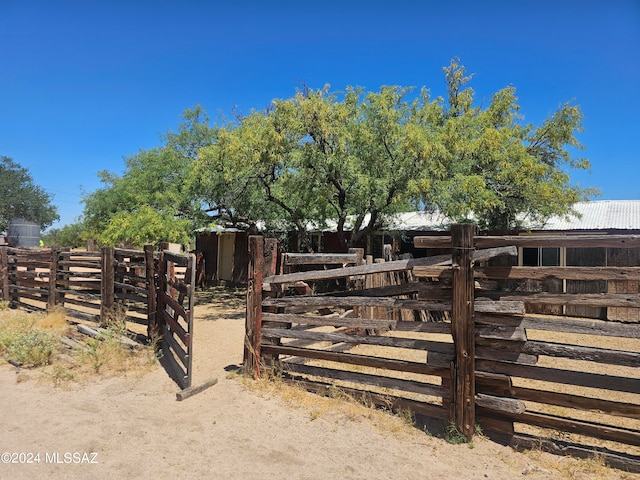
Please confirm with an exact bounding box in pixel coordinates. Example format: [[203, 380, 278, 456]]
[[1, 0, 639, 229]]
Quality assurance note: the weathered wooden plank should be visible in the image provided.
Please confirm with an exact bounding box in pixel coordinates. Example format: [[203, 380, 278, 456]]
[[262, 327, 455, 354], [57, 260, 101, 269], [162, 250, 191, 266], [160, 308, 188, 345], [59, 250, 102, 258], [58, 296, 100, 310], [56, 270, 101, 279], [476, 359, 640, 394], [114, 281, 147, 294], [476, 325, 528, 342], [261, 344, 450, 378], [262, 312, 396, 330], [282, 362, 450, 399], [64, 308, 99, 323], [475, 266, 640, 281], [475, 300, 526, 315], [262, 295, 452, 311], [475, 313, 640, 339], [160, 291, 187, 318], [411, 266, 453, 279], [474, 245, 518, 262], [54, 286, 100, 300], [329, 281, 451, 299], [481, 291, 640, 308], [264, 255, 453, 285], [10, 270, 50, 279], [56, 279, 102, 290], [476, 393, 526, 414], [475, 383, 640, 419], [512, 410, 640, 446], [523, 340, 640, 367], [283, 253, 360, 265], [162, 326, 189, 365], [9, 279, 49, 291], [475, 347, 538, 365], [114, 247, 146, 257], [176, 377, 218, 401]]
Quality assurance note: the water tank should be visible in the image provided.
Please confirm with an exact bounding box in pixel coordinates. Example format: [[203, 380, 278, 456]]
[[8, 218, 41, 248]]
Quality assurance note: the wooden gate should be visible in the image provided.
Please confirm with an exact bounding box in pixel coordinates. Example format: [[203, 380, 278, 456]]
[[155, 250, 196, 390]]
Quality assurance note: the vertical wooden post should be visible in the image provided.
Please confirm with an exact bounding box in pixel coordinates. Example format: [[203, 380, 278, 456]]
[[244, 235, 264, 379], [144, 244, 158, 340], [0, 246, 8, 302], [156, 250, 166, 342], [348, 248, 364, 319], [263, 238, 278, 278], [47, 246, 58, 310], [101, 246, 115, 326], [451, 223, 476, 441]]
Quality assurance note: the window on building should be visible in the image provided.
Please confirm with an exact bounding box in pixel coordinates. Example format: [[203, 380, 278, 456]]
[[521, 247, 560, 266]]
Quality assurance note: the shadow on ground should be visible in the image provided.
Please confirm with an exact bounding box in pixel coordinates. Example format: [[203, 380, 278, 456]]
[[194, 286, 246, 321]]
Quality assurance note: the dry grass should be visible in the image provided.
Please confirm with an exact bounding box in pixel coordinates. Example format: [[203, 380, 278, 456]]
[[0, 307, 157, 386], [234, 368, 420, 439]]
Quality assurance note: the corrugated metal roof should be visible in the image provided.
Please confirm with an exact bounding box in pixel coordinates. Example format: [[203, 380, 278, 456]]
[[536, 200, 640, 231], [382, 200, 640, 232]]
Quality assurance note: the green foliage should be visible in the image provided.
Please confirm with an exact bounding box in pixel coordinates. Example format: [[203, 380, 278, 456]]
[[42, 222, 88, 248], [99, 205, 192, 248], [0, 156, 59, 231], [418, 59, 597, 232], [444, 423, 471, 445], [194, 84, 436, 250], [82, 60, 596, 245]]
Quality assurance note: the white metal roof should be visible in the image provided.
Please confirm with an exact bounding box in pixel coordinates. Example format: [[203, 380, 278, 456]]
[[381, 200, 640, 232], [533, 200, 640, 231]]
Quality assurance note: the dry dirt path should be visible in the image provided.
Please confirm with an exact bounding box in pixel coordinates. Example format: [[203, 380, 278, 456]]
[[0, 294, 636, 480]]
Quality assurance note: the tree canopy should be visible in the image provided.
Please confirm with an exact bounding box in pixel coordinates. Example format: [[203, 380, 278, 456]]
[[0, 156, 59, 231], [82, 59, 596, 249]]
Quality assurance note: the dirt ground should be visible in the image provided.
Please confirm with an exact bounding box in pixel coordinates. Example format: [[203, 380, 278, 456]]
[[0, 288, 638, 480]]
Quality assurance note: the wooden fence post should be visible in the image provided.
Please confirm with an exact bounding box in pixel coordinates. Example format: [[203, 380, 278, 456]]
[[101, 246, 115, 326], [244, 235, 264, 378], [144, 244, 158, 340], [451, 223, 477, 441], [47, 246, 58, 310], [0, 246, 8, 302]]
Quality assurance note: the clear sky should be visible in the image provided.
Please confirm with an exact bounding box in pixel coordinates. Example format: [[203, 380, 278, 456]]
[[1, 0, 639, 229]]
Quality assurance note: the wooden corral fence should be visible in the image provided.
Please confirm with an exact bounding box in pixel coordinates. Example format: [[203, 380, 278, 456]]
[[0, 244, 204, 395], [244, 225, 640, 473], [0, 245, 155, 327], [155, 249, 196, 390]]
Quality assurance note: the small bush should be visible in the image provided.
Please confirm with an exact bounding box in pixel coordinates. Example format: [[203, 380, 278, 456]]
[[0, 314, 59, 367]]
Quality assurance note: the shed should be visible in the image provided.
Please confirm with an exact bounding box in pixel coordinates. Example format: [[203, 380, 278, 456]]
[[195, 227, 249, 286]]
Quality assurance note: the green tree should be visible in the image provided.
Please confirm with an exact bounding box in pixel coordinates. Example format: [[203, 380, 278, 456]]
[[82, 106, 216, 246], [84, 60, 596, 249], [418, 59, 597, 232], [42, 222, 87, 248], [0, 156, 59, 231], [193, 85, 441, 250]]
